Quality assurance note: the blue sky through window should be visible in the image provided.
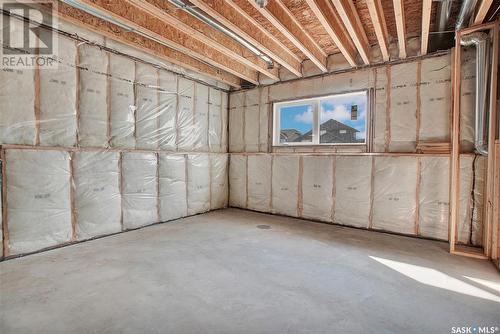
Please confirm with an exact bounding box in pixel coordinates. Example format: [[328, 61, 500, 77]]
[[320, 92, 366, 140], [279, 92, 366, 142], [280, 104, 313, 134]]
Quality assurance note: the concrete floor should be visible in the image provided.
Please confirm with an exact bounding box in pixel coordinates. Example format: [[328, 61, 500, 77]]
[[1, 209, 499, 334]]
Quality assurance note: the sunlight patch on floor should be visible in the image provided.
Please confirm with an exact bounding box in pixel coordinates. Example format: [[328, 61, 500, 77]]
[[369, 256, 500, 303]]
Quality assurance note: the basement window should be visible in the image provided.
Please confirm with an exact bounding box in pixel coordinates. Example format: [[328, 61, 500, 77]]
[[272, 91, 368, 146]]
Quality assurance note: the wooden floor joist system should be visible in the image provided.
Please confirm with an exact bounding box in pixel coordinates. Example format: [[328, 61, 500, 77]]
[[420, 0, 432, 56], [245, 0, 328, 72], [189, 0, 303, 77], [29, 0, 497, 87], [365, 0, 390, 62], [67, 0, 259, 84], [125, 0, 279, 81], [52, 2, 242, 88], [392, 0, 407, 59], [330, 0, 370, 65], [304, 0, 357, 66]]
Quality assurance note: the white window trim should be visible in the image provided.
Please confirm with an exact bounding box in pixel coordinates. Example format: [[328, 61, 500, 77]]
[[272, 90, 369, 147]]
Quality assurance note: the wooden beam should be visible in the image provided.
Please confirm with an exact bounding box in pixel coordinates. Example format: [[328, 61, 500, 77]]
[[224, 0, 301, 62], [331, 0, 370, 64], [474, 0, 494, 25], [190, 0, 302, 77], [51, 2, 241, 88], [392, 0, 407, 59], [126, 0, 279, 80], [366, 0, 389, 62], [68, 0, 259, 84], [245, 0, 328, 72], [449, 41, 460, 253], [421, 0, 432, 56], [484, 23, 498, 257], [304, 0, 357, 66]]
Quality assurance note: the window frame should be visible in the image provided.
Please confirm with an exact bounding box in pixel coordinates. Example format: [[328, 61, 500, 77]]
[[272, 90, 370, 147]]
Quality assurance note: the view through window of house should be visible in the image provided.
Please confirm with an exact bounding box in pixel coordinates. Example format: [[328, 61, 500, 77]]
[[279, 104, 313, 144], [273, 91, 367, 146]]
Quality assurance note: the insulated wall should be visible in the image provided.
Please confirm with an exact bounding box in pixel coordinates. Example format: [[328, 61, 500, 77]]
[[73, 151, 121, 239], [187, 154, 210, 215], [333, 156, 372, 228], [121, 152, 158, 230], [1, 149, 228, 257], [78, 45, 109, 147], [227, 52, 485, 247], [159, 154, 187, 222], [39, 37, 78, 147], [229, 53, 464, 154], [228, 155, 247, 208], [210, 154, 229, 210], [229, 153, 484, 244], [5, 150, 72, 255], [0, 67, 35, 145], [0, 35, 228, 154], [247, 155, 272, 212], [0, 27, 230, 258], [109, 54, 136, 148]]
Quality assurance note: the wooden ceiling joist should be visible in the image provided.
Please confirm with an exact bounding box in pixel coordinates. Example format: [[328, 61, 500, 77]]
[[420, 0, 432, 56], [67, 0, 259, 84], [365, 0, 390, 62], [246, 0, 328, 72], [330, 0, 370, 65], [392, 0, 407, 59], [125, 0, 279, 81], [52, 2, 242, 88], [225, 0, 301, 63], [473, 0, 494, 25], [189, 0, 302, 77], [304, 0, 357, 66]]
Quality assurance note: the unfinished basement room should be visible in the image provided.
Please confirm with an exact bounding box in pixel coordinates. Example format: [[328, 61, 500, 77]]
[[1, 0, 500, 333]]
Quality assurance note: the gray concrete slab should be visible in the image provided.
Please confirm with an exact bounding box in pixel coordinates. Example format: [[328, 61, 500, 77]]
[[1, 208, 499, 334]]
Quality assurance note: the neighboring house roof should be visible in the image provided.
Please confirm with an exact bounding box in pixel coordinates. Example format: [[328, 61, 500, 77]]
[[280, 129, 302, 142], [297, 119, 359, 143]]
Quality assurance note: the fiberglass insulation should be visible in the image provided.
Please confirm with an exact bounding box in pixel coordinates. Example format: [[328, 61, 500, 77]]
[[194, 84, 209, 152], [121, 152, 158, 229], [247, 155, 272, 212], [177, 78, 195, 151], [389, 62, 418, 152], [77, 44, 109, 147], [135, 64, 159, 150], [158, 71, 177, 151], [209, 88, 222, 152], [333, 156, 372, 228], [73, 151, 121, 240], [419, 55, 451, 142], [301, 156, 333, 222], [0, 18, 35, 145], [272, 155, 299, 217], [418, 157, 450, 240], [229, 154, 247, 208], [39, 36, 78, 147], [158, 154, 187, 222], [229, 91, 244, 152], [187, 154, 211, 215], [109, 54, 136, 148], [0, 67, 35, 145], [210, 154, 229, 209], [6, 149, 72, 255], [372, 156, 418, 235]]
